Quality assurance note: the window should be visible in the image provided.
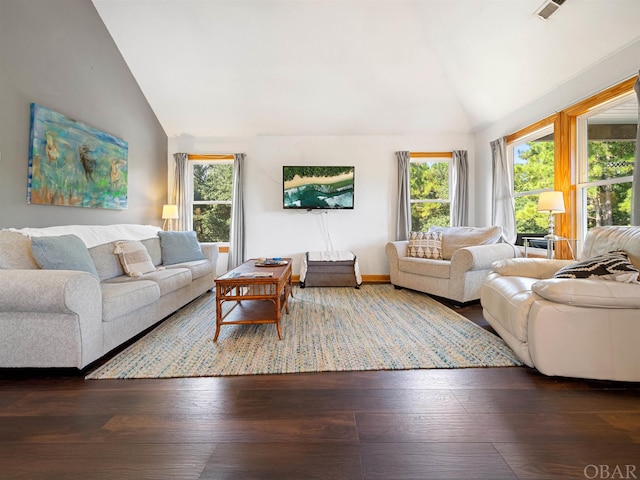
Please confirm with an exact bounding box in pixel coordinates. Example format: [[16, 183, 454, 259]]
[[509, 126, 555, 237], [189, 160, 233, 242], [576, 94, 637, 236], [409, 155, 450, 231], [504, 75, 637, 257]]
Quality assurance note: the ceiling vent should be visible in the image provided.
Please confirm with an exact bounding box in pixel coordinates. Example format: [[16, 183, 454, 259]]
[[536, 0, 567, 20]]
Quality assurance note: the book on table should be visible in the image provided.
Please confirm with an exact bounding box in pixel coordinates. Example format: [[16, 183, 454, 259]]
[[227, 271, 274, 278], [255, 259, 288, 267]]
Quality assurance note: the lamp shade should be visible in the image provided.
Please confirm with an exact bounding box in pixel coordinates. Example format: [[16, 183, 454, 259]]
[[537, 191, 565, 214], [162, 204, 179, 220]]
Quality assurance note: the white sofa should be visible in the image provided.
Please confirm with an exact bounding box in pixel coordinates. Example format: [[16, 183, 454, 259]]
[[0, 224, 218, 369], [481, 226, 640, 381], [386, 226, 520, 303]]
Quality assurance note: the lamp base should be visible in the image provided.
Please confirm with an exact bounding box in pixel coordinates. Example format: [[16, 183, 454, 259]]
[[545, 213, 557, 240], [162, 219, 174, 231]]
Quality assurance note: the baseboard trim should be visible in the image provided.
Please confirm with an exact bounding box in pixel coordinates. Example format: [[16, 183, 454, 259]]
[[362, 275, 390, 284]]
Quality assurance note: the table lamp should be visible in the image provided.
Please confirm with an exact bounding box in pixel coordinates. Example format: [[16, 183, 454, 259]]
[[537, 191, 565, 239], [162, 204, 179, 231]]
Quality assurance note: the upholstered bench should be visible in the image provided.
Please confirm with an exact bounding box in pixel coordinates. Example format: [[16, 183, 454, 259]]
[[300, 251, 362, 288]]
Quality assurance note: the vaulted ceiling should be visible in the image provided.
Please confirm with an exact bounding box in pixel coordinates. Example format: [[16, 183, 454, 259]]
[[92, 0, 640, 138]]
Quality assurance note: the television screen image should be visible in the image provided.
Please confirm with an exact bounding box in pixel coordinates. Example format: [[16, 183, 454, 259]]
[[283, 166, 354, 210]]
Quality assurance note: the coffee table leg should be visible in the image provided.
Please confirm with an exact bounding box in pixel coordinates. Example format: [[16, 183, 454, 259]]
[[285, 281, 292, 314], [275, 294, 283, 340], [284, 273, 292, 314], [213, 292, 222, 342]]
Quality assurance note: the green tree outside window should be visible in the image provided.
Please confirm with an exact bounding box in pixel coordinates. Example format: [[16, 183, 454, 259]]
[[192, 163, 233, 242], [514, 140, 555, 234], [410, 160, 450, 231], [513, 137, 634, 233], [585, 140, 634, 227]]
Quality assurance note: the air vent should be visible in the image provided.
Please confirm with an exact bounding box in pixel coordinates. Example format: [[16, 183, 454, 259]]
[[536, 0, 567, 20]]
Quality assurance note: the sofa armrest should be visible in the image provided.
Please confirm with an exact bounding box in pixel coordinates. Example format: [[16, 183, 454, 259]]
[[0, 269, 104, 369], [532, 278, 640, 308], [200, 242, 219, 266], [0, 269, 102, 314], [491, 258, 575, 279], [385, 241, 408, 283], [385, 241, 407, 261], [450, 243, 520, 273]]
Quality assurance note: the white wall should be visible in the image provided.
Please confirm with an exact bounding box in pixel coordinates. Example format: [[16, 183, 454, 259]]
[[170, 134, 474, 276], [473, 39, 640, 227]]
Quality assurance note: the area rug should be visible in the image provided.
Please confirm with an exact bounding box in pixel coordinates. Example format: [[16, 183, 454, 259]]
[[86, 284, 522, 379]]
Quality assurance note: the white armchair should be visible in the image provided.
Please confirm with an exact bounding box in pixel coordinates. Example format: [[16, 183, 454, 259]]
[[481, 226, 640, 381], [386, 226, 519, 303]]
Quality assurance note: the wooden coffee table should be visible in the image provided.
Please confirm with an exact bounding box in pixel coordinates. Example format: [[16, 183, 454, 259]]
[[213, 258, 292, 341]]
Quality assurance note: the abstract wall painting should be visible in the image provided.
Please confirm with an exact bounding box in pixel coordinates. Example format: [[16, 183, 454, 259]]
[[27, 103, 128, 210]]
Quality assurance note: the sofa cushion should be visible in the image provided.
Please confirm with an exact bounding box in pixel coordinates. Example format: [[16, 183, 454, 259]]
[[30, 234, 99, 278], [141, 237, 162, 266], [114, 240, 156, 277], [89, 241, 126, 281], [532, 278, 640, 309], [581, 226, 640, 269], [407, 231, 443, 259], [165, 259, 214, 280], [553, 251, 639, 283], [158, 231, 206, 265], [0, 231, 38, 269], [430, 225, 502, 260], [491, 258, 575, 279], [398, 256, 451, 279], [105, 268, 192, 296], [101, 280, 161, 322]]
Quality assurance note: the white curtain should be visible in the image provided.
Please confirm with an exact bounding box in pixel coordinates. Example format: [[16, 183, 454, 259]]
[[171, 153, 191, 231], [490, 137, 517, 243], [395, 151, 411, 240], [451, 150, 469, 226], [632, 72, 640, 226], [228, 153, 245, 269]]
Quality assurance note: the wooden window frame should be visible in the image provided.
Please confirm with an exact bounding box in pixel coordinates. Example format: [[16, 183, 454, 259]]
[[505, 75, 637, 257]]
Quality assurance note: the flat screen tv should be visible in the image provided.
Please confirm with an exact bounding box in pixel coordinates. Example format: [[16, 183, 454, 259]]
[[283, 165, 355, 210]]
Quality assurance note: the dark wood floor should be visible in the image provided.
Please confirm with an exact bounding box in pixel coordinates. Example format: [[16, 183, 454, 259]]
[[1, 294, 639, 480]]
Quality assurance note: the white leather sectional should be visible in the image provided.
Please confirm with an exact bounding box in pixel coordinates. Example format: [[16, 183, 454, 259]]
[[481, 226, 640, 381]]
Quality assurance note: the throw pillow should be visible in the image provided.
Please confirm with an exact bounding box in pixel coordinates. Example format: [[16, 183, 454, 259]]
[[407, 231, 443, 260], [429, 225, 503, 260], [158, 231, 206, 265], [0, 231, 39, 269], [30, 234, 99, 278], [553, 250, 639, 283], [114, 240, 156, 277]]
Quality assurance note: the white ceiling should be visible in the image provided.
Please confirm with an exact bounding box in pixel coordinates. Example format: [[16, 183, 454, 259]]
[[92, 0, 640, 138]]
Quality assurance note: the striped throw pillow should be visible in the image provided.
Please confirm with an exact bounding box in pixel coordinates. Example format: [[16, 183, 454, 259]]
[[114, 240, 156, 277]]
